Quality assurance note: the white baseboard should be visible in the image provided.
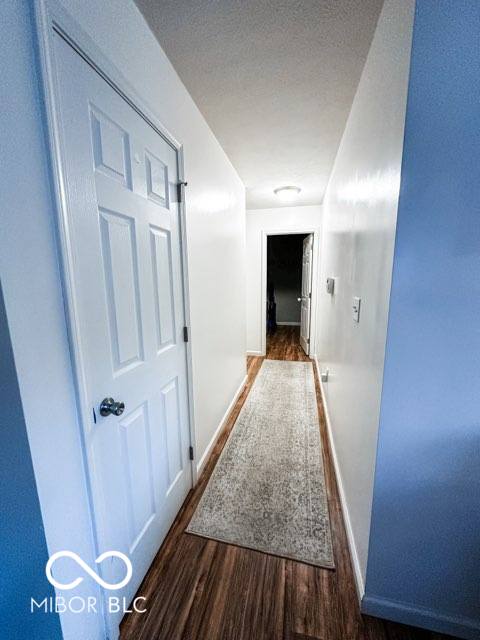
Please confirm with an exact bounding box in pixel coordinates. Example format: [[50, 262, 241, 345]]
[[246, 350, 263, 356], [276, 321, 301, 326], [314, 357, 365, 600], [196, 374, 248, 477]]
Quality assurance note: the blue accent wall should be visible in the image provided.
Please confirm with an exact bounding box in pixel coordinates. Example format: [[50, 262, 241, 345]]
[[364, 2, 480, 638], [0, 2, 62, 638], [0, 281, 62, 639]]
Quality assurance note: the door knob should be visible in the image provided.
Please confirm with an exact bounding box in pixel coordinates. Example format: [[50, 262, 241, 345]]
[[99, 397, 125, 417]]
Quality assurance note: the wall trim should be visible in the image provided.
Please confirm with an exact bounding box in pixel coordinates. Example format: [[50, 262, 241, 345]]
[[277, 321, 301, 326], [314, 357, 365, 600], [362, 595, 480, 640], [196, 374, 248, 477], [246, 350, 263, 356]]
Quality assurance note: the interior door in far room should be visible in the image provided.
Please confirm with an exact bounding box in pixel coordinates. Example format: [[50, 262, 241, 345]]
[[52, 32, 192, 637], [300, 234, 314, 354]]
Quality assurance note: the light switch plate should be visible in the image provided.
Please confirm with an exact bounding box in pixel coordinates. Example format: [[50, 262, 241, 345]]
[[353, 296, 361, 322], [326, 277, 335, 295]]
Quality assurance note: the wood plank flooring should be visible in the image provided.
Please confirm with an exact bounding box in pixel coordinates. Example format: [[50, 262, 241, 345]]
[[267, 325, 311, 362], [120, 326, 454, 640]]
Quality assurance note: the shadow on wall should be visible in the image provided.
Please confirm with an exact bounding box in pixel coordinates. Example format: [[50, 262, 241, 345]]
[[367, 428, 479, 611], [0, 280, 61, 639]]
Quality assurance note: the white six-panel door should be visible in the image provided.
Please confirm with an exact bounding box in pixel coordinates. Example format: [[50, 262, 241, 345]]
[[300, 234, 314, 354], [53, 32, 192, 635]]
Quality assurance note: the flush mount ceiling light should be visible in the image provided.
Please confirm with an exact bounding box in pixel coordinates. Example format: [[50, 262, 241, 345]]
[[274, 185, 301, 203]]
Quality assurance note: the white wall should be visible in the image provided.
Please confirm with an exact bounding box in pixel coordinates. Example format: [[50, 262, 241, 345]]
[[246, 205, 322, 354], [315, 0, 414, 596], [0, 1, 245, 638]]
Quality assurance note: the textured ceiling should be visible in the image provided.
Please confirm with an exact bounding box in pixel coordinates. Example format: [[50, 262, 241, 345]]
[[135, 0, 383, 208]]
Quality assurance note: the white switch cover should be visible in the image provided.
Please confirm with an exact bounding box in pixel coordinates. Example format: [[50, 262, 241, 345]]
[[353, 297, 361, 322]]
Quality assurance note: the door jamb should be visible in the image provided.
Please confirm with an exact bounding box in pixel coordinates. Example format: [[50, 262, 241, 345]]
[[261, 228, 320, 357], [33, 0, 197, 633]]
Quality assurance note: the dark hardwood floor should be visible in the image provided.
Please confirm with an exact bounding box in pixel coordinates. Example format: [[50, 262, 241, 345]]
[[120, 326, 454, 640], [266, 325, 311, 362]]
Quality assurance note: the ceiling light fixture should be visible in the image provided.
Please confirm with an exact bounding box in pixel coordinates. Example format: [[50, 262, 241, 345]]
[[274, 186, 301, 203]]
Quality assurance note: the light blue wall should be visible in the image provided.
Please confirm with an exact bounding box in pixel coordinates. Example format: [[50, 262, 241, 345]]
[[363, 2, 480, 639], [0, 278, 61, 639]]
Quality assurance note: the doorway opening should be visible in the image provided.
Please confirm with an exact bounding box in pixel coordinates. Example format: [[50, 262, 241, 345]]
[[264, 232, 316, 359]]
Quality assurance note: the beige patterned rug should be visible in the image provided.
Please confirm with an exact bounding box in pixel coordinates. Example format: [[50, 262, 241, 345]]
[[186, 359, 334, 568]]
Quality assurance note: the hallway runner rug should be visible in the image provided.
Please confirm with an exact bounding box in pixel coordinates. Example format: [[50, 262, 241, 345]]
[[186, 359, 334, 568]]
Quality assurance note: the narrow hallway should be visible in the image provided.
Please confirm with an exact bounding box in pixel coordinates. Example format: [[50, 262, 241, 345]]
[[2, 2, 479, 639], [120, 329, 451, 640]]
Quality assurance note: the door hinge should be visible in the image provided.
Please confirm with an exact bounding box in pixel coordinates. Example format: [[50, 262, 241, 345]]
[[183, 326, 189, 342], [176, 181, 188, 202], [189, 446, 194, 461]]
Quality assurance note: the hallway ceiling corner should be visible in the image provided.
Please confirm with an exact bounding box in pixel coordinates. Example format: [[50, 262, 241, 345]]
[[134, 0, 384, 209]]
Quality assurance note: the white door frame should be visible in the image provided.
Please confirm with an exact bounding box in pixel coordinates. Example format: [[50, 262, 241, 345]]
[[261, 228, 320, 356], [33, 0, 196, 633]]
